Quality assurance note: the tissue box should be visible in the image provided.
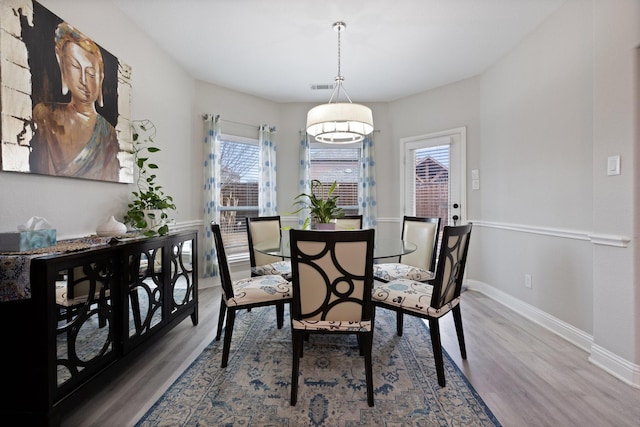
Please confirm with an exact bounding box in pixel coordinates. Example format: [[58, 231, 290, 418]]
[[0, 229, 57, 252]]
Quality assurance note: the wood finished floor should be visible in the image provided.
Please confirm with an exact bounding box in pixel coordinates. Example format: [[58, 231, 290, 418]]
[[61, 280, 640, 427]]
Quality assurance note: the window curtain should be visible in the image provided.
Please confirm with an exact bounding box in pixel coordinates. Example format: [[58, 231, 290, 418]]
[[360, 134, 378, 229], [259, 125, 278, 216], [298, 131, 311, 229], [202, 114, 222, 277]]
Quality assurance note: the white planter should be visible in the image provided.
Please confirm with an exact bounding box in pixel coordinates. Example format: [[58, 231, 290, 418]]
[[143, 209, 164, 230]]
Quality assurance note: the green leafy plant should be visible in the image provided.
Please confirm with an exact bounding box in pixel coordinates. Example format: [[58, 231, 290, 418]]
[[124, 119, 176, 236], [291, 179, 344, 229]]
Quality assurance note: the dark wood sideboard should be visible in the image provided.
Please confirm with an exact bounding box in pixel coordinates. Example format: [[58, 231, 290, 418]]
[[0, 230, 198, 426]]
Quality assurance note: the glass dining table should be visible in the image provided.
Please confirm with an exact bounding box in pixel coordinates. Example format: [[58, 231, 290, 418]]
[[254, 234, 417, 260]]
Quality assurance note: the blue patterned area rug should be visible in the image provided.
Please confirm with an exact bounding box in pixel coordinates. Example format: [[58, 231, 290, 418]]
[[136, 306, 501, 426]]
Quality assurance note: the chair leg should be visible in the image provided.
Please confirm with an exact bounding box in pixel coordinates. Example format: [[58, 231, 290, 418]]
[[291, 330, 302, 406], [428, 318, 446, 387], [396, 311, 404, 336], [215, 298, 227, 341], [276, 302, 284, 329], [363, 332, 374, 407], [452, 305, 467, 359], [221, 309, 236, 368]]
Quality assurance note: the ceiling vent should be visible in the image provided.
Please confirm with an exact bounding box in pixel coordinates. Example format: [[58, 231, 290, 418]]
[[310, 83, 335, 91]]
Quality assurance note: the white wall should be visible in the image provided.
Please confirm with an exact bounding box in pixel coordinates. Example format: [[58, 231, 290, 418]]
[[475, 0, 595, 330], [470, 0, 638, 382], [591, 0, 639, 375], [479, 0, 593, 230]]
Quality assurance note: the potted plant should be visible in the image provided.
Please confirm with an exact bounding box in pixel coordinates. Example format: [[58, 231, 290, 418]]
[[124, 119, 176, 236], [292, 179, 344, 229]]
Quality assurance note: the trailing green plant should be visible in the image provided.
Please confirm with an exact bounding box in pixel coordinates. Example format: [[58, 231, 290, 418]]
[[124, 119, 176, 236], [291, 179, 344, 229]]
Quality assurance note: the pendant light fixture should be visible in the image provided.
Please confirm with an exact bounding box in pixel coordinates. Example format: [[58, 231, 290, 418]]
[[306, 22, 374, 144]]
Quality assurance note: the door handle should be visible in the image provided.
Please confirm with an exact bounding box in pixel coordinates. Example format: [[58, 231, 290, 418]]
[[452, 203, 460, 225]]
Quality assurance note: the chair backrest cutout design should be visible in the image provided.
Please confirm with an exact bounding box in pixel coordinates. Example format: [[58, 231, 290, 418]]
[[430, 223, 472, 310], [289, 229, 375, 323]]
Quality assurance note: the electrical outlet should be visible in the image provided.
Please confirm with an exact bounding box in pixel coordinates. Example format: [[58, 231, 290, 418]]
[[524, 274, 532, 289]]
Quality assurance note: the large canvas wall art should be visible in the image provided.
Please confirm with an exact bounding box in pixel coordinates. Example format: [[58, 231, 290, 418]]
[[0, 0, 133, 183]]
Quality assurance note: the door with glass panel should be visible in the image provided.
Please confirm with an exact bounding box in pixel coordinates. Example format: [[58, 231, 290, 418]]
[[402, 127, 466, 226]]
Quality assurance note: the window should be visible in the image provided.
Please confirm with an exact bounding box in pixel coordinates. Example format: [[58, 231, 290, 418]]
[[414, 144, 450, 222], [309, 144, 361, 216], [219, 134, 259, 256]]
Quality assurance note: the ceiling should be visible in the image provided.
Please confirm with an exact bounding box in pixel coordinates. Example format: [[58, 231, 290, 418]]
[[112, 0, 566, 103]]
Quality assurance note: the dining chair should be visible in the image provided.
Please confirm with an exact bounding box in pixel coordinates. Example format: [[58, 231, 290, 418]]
[[372, 223, 472, 387], [373, 216, 441, 282], [211, 222, 292, 368], [289, 228, 376, 407], [245, 216, 292, 280], [335, 214, 363, 230]]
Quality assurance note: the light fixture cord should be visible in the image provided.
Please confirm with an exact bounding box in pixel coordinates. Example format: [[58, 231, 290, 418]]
[[337, 25, 341, 80], [329, 22, 352, 104]]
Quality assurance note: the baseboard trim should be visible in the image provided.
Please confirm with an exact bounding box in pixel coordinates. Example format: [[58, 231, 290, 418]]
[[589, 344, 640, 389], [466, 279, 639, 388], [466, 279, 592, 351]]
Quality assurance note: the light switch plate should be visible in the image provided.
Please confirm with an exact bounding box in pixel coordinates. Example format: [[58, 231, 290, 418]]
[[607, 155, 621, 176], [472, 179, 480, 190], [471, 169, 479, 180]]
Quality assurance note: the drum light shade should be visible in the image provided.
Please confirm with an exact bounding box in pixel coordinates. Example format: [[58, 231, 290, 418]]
[[306, 102, 374, 144]]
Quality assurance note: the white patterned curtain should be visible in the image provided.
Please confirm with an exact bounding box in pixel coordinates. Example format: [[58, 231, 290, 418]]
[[259, 125, 278, 216], [298, 131, 311, 229], [202, 114, 222, 277], [360, 134, 378, 229]]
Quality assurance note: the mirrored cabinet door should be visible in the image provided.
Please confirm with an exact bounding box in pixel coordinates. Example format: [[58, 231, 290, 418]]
[[127, 248, 164, 340], [54, 258, 117, 397], [170, 238, 195, 315]]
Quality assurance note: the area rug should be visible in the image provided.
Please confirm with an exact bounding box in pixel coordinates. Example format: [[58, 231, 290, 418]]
[[136, 306, 501, 426]]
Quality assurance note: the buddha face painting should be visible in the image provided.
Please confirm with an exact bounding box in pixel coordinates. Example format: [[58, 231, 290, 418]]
[[57, 37, 104, 109]]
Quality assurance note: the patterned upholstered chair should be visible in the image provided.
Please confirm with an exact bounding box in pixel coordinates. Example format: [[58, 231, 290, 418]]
[[246, 216, 292, 280], [211, 222, 292, 368], [372, 223, 472, 387], [335, 214, 363, 230], [373, 216, 441, 282], [289, 228, 376, 407]]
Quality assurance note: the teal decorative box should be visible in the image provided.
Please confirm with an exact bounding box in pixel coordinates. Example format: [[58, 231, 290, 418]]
[[0, 229, 57, 252]]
